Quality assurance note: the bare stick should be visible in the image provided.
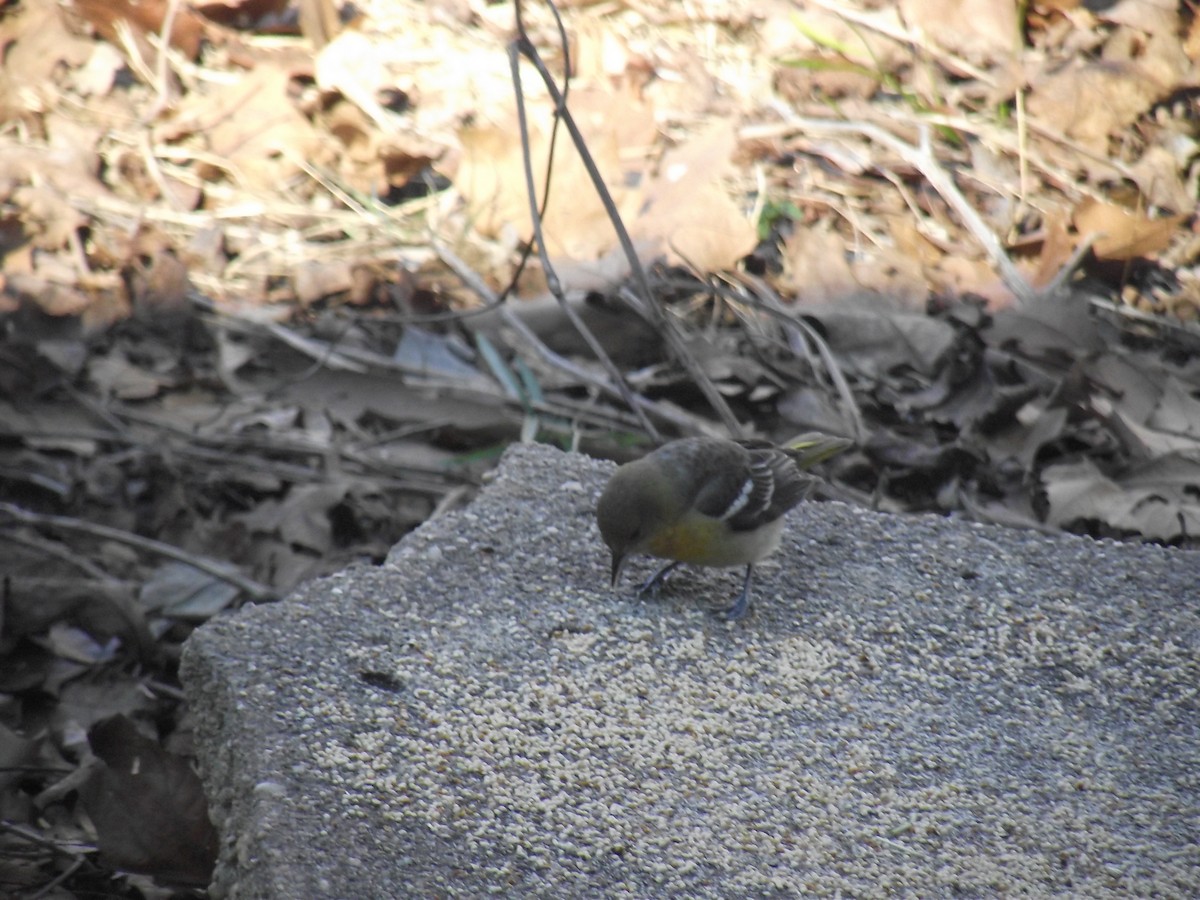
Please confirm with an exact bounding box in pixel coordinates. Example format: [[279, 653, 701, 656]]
[[767, 110, 1038, 304], [509, 2, 741, 437], [0, 502, 277, 602]]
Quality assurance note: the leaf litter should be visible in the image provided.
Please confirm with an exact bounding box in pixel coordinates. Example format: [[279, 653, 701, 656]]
[[1, 0, 1199, 894]]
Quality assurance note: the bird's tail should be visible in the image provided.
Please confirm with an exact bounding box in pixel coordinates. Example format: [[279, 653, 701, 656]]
[[782, 432, 853, 470]]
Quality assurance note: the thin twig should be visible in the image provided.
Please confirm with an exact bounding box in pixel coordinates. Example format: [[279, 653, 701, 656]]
[[436, 241, 723, 436], [509, 1, 742, 438], [807, 0, 997, 87], [0, 821, 95, 900], [507, 19, 660, 439], [147, 0, 183, 119], [1043, 233, 1099, 296], [767, 109, 1037, 304], [729, 273, 867, 441], [0, 502, 277, 602]]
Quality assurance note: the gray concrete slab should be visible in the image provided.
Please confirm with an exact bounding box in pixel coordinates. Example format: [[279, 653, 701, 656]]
[[182, 442, 1200, 898]]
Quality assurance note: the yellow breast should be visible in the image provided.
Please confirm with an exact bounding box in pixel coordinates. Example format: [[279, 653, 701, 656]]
[[644, 514, 786, 568]]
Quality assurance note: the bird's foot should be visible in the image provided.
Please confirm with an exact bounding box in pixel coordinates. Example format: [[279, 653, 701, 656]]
[[637, 561, 680, 599], [717, 594, 751, 621], [716, 565, 755, 621]]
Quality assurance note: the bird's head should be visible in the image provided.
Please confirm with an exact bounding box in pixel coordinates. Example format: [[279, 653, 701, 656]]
[[595, 459, 675, 588]]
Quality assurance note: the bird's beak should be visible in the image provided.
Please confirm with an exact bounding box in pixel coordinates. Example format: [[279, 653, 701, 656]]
[[610, 551, 627, 588]]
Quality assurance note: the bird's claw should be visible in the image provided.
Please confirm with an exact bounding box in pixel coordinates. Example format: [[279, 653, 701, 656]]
[[636, 561, 680, 599], [717, 593, 751, 622], [716, 566, 755, 621]]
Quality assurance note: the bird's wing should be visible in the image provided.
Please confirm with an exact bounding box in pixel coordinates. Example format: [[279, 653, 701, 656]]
[[692, 442, 815, 532]]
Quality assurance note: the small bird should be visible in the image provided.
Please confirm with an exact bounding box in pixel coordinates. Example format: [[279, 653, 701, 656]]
[[596, 433, 852, 620]]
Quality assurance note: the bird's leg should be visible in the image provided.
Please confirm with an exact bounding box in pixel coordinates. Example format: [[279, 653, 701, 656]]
[[719, 564, 755, 621], [638, 560, 681, 598]]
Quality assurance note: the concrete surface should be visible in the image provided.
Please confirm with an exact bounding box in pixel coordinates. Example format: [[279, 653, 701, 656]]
[[181, 442, 1200, 898]]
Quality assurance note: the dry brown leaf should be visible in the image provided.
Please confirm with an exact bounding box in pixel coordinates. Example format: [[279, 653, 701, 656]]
[[774, 5, 909, 71], [635, 180, 755, 272], [73, 0, 208, 60], [378, 133, 440, 190], [456, 86, 654, 263], [456, 123, 549, 241], [294, 0, 340, 49], [0, 137, 110, 219], [5, 273, 92, 317], [1102, 25, 1193, 94], [1146, 376, 1200, 440], [769, 5, 907, 101], [899, 0, 1018, 66], [573, 14, 633, 83], [1043, 455, 1200, 541], [792, 305, 957, 377], [314, 28, 397, 132], [1026, 22, 1189, 155], [781, 226, 857, 303], [163, 65, 329, 192], [1095, 0, 1178, 37], [239, 482, 350, 554], [1089, 393, 1199, 460], [293, 259, 354, 306], [887, 216, 942, 267], [934, 255, 1006, 303], [314, 99, 440, 196], [81, 715, 218, 885], [67, 42, 127, 97], [88, 349, 171, 400], [1022, 210, 1077, 290], [1072, 198, 1185, 261], [1029, 0, 1083, 10], [1126, 145, 1195, 213], [13, 185, 86, 251], [639, 40, 723, 117], [630, 123, 758, 272], [126, 247, 190, 316], [851, 244, 930, 309], [0, 1, 95, 97], [774, 62, 880, 103], [355, 9, 514, 142], [1187, 12, 1200, 62]]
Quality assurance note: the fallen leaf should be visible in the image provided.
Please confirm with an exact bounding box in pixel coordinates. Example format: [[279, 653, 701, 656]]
[[1095, 0, 1178, 39], [456, 85, 653, 263], [899, 0, 1019, 66], [1027, 55, 1168, 154], [67, 42, 126, 97], [1147, 376, 1200, 439], [1125, 145, 1194, 213], [237, 481, 351, 553], [1042, 454, 1200, 540], [139, 561, 241, 620], [782, 226, 859, 302], [0, 0, 95, 91], [293, 258, 355, 306], [0, 723, 43, 792], [162, 65, 329, 192], [314, 28, 398, 132], [73, 0, 207, 59], [795, 305, 958, 377], [87, 348, 172, 400], [630, 123, 758, 272], [79, 715, 218, 885], [1073, 197, 1185, 261], [4, 273, 91, 317]]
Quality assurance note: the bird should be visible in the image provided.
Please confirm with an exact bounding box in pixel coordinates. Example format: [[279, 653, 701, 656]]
[[595, 433, 852, 620]]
